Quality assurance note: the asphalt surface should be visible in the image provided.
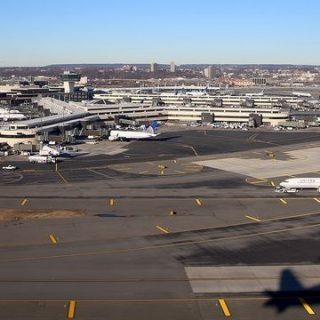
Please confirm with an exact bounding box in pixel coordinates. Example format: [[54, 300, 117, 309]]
[[0, 128, 320, 319], [1, 129, 320, 181]]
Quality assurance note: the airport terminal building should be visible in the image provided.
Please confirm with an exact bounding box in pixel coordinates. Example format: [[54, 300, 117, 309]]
[[84, 102, 289, 126], [85, 89, 293, 126], [0, 89, 296, 146], [0, 98, 99, 146]]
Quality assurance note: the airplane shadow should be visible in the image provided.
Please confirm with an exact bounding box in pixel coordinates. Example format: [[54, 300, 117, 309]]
[[95, 213, 126, 218], [264, 268, 320, 313], [144, 135, 182, 142], [59, 152, 90, 159]]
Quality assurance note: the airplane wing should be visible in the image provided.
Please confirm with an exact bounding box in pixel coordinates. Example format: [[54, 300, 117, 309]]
[[264, 269, 320, 313]]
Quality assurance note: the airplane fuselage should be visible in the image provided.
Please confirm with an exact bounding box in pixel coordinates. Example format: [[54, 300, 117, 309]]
[[109, 130, 158, 141], [277, 178, 320, 193]]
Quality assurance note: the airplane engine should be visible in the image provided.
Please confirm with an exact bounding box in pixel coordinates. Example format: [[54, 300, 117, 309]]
[[108, 136, 117, 141]]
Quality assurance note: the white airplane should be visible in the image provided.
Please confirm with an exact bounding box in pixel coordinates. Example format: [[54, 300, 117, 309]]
[[185, 87, 209, 97], [29, 155, 56, 163], [186, 91, 209, 97], [109, 125, 159, 141], [275, 178, 320, 193], [0, 108, 25, 121], [245, 90, 264, 97], [292, 91, 312, 97], [39, 145, 61, 156]]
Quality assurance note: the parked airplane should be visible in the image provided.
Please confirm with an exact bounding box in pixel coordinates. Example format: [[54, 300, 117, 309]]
[[265, 269, 320, 313], [109, 126, 158, 141], [185, 87, 209, 97], [39, 145, 61, 157], [109, 122, 159, 141], [0, 108, 25, 121], [292, 91, 312, 97], [275, 177, 320, 193], [245, 90, 264, 97]]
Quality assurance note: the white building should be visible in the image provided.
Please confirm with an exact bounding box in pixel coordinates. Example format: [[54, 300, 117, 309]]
[[170, 61, 176, 73], [204, 65, 214, 79]]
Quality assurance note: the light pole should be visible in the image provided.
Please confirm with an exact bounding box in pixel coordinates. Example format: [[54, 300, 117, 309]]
[[62, 106, 66, 142]]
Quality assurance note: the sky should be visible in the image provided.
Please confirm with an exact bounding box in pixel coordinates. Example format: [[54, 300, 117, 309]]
[[1, 0, 320, 66]]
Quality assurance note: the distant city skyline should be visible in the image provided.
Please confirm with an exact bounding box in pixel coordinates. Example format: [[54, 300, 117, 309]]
[[1, 0, 320, 66]]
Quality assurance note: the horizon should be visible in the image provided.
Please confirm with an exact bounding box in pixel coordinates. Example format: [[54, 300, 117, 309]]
[[1, 63, 320, 68]]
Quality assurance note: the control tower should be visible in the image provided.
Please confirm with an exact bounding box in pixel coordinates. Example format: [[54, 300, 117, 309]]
[[60, 71, 81, 94]]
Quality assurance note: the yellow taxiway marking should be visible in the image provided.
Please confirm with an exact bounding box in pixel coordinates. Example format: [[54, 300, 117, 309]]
[[314, 198, 320, 204], [184, 168, 200, 172], [56, 170, 68, 184], [174, 170, 186, 174], [195, 198, 202, 206], [67, 300, 76, 319], [280, 198, 287, 204], [156, 225, 170, 234], [270, 181, 275, 187], [185, 163, 201, 168], [245, 177, 269, 185], [299, 297, 315, 315], [117, 167, 132, 171], [49, 234, 57, 245], [245, 215, 261, 222], [20, 198, 28, 206], [218, 298, 231, 317]]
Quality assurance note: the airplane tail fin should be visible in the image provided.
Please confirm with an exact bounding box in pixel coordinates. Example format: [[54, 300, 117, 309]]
[[146, 126, 155, 134], [279, 269, 303, 292], [150, 121, 159, 130]]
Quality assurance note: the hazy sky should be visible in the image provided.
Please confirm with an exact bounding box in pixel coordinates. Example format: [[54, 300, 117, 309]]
[[1, 0, 320, 66]]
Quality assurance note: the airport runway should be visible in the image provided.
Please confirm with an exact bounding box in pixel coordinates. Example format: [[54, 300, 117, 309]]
[[0, 129, 320, 319]]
